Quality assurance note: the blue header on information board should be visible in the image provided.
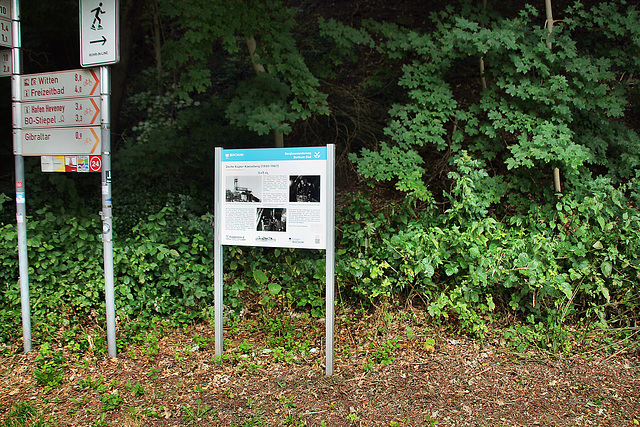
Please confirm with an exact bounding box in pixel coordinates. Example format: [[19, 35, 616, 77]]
[[221, 147, 327, 162]]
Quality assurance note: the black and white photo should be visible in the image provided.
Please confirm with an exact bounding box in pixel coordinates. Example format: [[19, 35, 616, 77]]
[[289, 175, 321, 202], [226, 176, 262, 202]]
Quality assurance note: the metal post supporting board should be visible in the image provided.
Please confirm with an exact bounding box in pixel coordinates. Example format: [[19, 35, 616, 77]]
[[214, 148, 223, 357], [325, 145, 335, 375]]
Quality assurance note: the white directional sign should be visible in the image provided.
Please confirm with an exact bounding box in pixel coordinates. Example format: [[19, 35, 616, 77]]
[[0, 17, 10, 48], [16, 97, 101, 129], [18, 68, 100, 101], [80, 0, 119, 67], [0, 49, 10, 76], [0, 0, 11, 20], [17, 127, 101, 156], [0, 0, 10, 48]]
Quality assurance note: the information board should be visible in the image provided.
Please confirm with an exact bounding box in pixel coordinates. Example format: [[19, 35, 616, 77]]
[[214, 145, 336, 374], [219, 147, 328, 250]]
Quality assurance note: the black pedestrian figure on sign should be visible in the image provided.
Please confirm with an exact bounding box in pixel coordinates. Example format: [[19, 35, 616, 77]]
[[91, 2, 105, 30]]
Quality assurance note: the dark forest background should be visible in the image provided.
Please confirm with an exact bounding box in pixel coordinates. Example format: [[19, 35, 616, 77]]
[[0, 0, 639, 350]]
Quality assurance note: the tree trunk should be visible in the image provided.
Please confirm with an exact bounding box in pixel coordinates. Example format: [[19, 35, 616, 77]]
[[245, 36, 284, 148], [152, 0, 163, 96], [545, 0, 561, 194], [545, 0, 554, 51], [479, 0, 488, 89]]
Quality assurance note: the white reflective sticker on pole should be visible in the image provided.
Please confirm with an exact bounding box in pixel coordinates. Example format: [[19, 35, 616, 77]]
[[16, 192, 24, 203]]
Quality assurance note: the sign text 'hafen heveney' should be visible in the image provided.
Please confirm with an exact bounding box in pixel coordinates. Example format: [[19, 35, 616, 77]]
[[18, 97, 100, 129]]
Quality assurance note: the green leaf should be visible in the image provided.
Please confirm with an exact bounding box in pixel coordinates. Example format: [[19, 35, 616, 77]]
[[268, 282, 282, 295], [253, 269, 268, 284], [600, 261, 612, 278]]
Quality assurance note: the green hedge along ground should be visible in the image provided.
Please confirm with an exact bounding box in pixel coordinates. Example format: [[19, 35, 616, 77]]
[[0, 178, 639, 354]]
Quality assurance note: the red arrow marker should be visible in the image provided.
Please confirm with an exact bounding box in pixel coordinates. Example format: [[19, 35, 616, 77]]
[[89, 69, 100, 96], [89, 98, 100, 124]]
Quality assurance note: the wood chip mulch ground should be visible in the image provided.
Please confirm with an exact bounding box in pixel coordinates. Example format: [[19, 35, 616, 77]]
[[0, 305, 638, 426]]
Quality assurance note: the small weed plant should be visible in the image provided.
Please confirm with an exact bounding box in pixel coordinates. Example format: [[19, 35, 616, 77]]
[[32, 343, 66, 393]]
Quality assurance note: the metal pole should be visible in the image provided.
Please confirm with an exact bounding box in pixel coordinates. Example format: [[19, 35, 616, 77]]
[[100, 65, 116, 357], [11, 0, 31, 353], [325, 144, 335, 375], [214, 147, 224, 358]]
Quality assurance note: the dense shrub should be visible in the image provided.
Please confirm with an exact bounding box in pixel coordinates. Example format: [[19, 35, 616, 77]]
[[0, 199, 214, 342], [337, 174, 640, 337]]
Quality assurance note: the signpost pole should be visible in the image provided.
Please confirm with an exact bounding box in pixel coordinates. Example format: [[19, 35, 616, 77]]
[[325, 144, 335, 375], [214, 147, 224, 357], [100, 65, 116, 358], [10, 0, 31, 354]]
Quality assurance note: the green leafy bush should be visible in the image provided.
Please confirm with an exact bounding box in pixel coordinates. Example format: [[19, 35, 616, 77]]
[[321, 1, 640, 198], [336, 173, 640, 338]]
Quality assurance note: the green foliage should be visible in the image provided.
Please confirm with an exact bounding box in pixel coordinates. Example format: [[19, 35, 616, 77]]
[[181, 399, 214, 426], [336, 173, 640, 339], [114, 206, 213, 323], [117, 93, 226, 195], [125, 381, 145, 397], [371, 338, 399, 365], [32, 343, 66, 393], [2, 401, 50, 427], [224, 246, 326, 316], [0, 2, 638, 355], [100, 390, 123, 412], [322, 1, 640, 198], [159, 0, 328, 138], [0, 192, 214, 342]]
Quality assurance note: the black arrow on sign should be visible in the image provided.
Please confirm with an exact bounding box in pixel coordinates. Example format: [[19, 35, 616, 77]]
[[90, 36, 107, 45]]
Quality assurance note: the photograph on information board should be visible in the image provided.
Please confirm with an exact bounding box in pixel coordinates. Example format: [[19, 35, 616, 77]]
[[289, 175, 321, 203], [226, 176, 262, 202]]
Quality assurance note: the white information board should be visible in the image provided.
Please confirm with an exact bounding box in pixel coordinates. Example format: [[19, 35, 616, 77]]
[[214, 145, 336, 375], [219, 147, 328, 250]]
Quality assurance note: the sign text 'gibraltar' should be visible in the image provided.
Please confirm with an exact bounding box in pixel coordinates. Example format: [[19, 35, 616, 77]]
[[17, 127, 101, 156]]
